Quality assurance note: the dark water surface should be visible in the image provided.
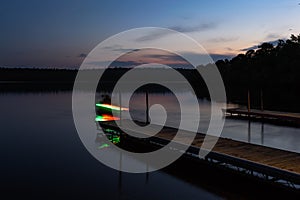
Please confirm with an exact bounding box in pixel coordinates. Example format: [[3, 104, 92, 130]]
[[1, 91, 299, 199], [0, 92, 222, 199]]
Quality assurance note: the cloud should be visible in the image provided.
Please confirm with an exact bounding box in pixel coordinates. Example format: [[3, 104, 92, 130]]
[[86, 60, 140, 68], [103, 45, 136, 53], [169, 22, 217, 33], [77, 53, 87, 58], [240, 38, 286, 51], [143, 53, 186, 62], [263, 39, 284, 46], [225, 47, 234, 51], [208, 37, 239, 43], [210, 53, 234, 61], [265, 33, 281, 40], [179, 51, 234, 63], [240, 45, 258, 52], [135, 22, 217, 42], [86, 49, 234, 69], [135, 29, 171, 42]]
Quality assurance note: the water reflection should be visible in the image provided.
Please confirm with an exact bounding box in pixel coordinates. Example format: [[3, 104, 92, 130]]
[[247, 121, 266, 145], [0, 91, 224, 199], [95, 91, 300, 153], [1, 91, 299, 199], [248, 120, 251, 143], [261, 122, 264, 145]]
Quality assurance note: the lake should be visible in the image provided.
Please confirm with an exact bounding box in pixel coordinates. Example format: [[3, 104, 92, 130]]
[[1, 91, 299, 199]]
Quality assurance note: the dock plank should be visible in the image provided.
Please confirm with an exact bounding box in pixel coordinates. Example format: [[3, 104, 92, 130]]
[[100, 121, 300, 175]]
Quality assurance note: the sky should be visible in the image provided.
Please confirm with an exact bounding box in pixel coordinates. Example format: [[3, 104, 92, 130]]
[[1, 0, 300, 68]]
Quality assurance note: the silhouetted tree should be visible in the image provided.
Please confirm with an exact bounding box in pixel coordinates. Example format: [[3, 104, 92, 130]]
[[215, 34, 300, 87]]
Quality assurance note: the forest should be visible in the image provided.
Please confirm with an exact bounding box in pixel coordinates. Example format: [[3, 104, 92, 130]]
[[215, 34, 300, 87]]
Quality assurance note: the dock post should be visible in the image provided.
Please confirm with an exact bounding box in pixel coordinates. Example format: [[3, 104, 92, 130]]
[[146, 91, 149, 124], [119, 91, 122, 126], [248, 120, 251, 143], [260, 89, 264, 111], [247, 90, 251, 113]]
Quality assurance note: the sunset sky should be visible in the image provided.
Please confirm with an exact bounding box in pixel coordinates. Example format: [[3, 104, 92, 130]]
[[1, 0, 300, 68]]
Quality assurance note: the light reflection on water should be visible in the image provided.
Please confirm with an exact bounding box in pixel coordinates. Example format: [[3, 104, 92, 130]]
[[110, 91, 300, 153]]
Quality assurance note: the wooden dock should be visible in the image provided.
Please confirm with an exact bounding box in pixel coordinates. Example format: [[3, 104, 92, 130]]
[[100, 120, 300, 189], [223, 108, 300, 125]]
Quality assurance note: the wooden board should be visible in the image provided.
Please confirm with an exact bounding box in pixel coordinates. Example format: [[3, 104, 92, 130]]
[[100, 120, 300, 175]]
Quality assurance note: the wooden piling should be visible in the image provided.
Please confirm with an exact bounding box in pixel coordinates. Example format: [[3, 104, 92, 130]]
[[146, 91, 149, 124], [247, 90, 251, 113], [260, 89, 264, 111]]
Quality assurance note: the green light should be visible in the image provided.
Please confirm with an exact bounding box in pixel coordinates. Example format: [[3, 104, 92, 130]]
[[95, 115, 104, 122], [98, 143, 110, 149], [112, 136, 120, 144], [106, 134, 121, 144], [105, 128, 116, 133], [95, 103, 128, 111], [95, 115, 119, 122]]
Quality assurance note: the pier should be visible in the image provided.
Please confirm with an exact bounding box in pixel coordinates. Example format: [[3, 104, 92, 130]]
[[99, 120, 300, 190], [223, 108, 300, 126]]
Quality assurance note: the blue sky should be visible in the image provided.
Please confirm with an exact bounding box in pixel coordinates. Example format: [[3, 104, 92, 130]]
[[1, 0, 300, 68]]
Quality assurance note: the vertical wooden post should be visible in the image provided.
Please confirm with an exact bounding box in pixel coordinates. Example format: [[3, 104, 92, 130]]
[[248, 120, 251, 143], [246, 90, 251, 143], [247, 90, 251, 113], [146, 91, 149, 124], [119, 91, 122, 126], [260, 89, 264, 111]]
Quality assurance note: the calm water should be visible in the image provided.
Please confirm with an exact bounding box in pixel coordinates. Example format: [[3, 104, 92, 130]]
[[1, 91, 299, 199], [116, 92, 300, 153], [0, 91, 221, 199]]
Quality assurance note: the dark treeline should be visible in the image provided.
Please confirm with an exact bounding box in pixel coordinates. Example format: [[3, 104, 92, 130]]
[[0, 67, 208, 95], [0, 68, 77, 82], [0, 67, 202, 83], [215, 34, 300, 87], [213, 34, 300, 111], [0, 68, 77, 92], [1, 34, 300, 111]]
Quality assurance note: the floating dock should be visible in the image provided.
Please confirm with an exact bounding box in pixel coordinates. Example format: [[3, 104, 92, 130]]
[[223, 108, 300, 126], [99, 120, 300, 190]]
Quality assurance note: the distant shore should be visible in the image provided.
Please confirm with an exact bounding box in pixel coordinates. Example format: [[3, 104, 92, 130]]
[[0, 67, 299, 112]]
